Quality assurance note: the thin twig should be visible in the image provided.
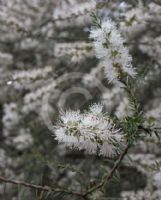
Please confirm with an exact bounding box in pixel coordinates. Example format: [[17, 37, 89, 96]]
[[83, 143, 130, 197], [0, 144, 130, 199], [0, 176, 83, 197]]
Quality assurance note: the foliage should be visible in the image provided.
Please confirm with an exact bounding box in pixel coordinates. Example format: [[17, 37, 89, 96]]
[[0, 0, 161, 200]]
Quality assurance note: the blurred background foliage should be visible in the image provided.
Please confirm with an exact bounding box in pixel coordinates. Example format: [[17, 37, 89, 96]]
[[0, 0, 161, 199]]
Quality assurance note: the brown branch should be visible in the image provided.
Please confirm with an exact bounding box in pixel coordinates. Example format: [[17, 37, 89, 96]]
[[83, 143, 130, 197], [0, 143, 130, 199], [0, 176, 83, 198]]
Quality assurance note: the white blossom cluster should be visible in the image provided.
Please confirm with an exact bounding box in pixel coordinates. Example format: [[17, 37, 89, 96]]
[[121, 189, 161, 200], [22, 80, 57, 114], [53, 1, 96, 21], [54, 42, 93, 63], [0, 52, 13, 66], [0, 149, 12, 169], [2, 103, 20, 136], [53, 0, 96, 28], [89, 18, 136, 84], [120, 6, 147, 40], [153, 170, 161, 189], [13, 66, 53, 81], [139, 36, 161, 65], [125, 153, 161, 175], [82, 61, 105, 89], [145, 95, 161, 126], [55, 104, 124, 157], [6, 128, 33, 151], [0, 0, 161, 198]]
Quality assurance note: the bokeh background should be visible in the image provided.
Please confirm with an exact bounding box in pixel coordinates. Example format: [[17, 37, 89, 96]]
[[0, 0, 161, 199]]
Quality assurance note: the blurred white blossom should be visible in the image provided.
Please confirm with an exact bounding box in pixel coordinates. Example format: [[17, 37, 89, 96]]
[[153, 170, 161, 189]]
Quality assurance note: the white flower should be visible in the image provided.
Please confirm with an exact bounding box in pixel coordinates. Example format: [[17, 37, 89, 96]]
[[102, 58, 118, 83], [78, 140, 98, 154], [89, 103, 103, 114], [90, 18, 136, 83], [61, 110, 81, 124], [55, 104, 124, 158], [55, 128, 79, 146], [81, 115, 99, 127], [99, 143, 117, 157]]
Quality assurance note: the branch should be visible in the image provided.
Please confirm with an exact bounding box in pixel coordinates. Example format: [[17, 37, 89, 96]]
[[83, 143, 130, 197], [0, 176, 84, 198], [0, 144, 130, 200]]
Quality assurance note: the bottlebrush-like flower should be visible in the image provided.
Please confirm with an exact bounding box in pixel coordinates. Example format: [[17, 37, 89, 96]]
[[89, 18, 136, 84], [55, 104, 124, 157]]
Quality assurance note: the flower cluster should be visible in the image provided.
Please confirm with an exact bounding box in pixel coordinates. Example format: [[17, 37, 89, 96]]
[[153, 170, 161, 189], [89, 18, 136, 84], [55, 104, 124, 157]]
